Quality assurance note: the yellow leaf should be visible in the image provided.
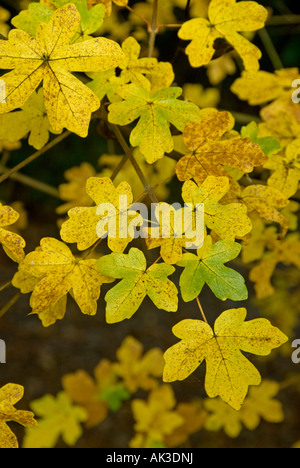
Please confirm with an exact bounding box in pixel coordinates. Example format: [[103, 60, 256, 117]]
[[0, 383, 37, 449], [163, 309, 287, 410], [113, 336, 164, 393], [0, 3, 124, 137], [178, 0, 267, 73], [17, 237, 113, 321], [130, 385, 184, 448], [56, 162, 97, 215], [0, 203, 26, 263], [0, 89, 61, 150], [182, 176, 253, 241], [60, 176, 136, 252], [176, 112, 267, 185], [264, 139, 300, 198]]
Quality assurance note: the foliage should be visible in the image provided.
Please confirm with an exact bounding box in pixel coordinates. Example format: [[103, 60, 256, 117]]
[[0, 0, 299, 449]]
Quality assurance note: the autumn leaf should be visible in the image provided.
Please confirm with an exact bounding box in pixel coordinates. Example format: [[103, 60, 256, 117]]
[[231, 68, 300, 106], [144, 202, 203, 265], [0, 3, 124, 137], [56, 162, 97, 215], [224, 182, 290, 237], [204, 380, 284, 437], [130, 385, 184, 449], [178, 235, 248, 302], [163, 308, 288, 410], [60, 176, 137, 252], [182, 176, 253, 241], [97, 247, 178, 323], [0, 383, 37, 449], [17, 237, 113, 321], [178, 0, 268, 73], [108, 84, 200, 163], [11, 3, 54, 38], [264, 139, 300, 198], [113, 336, 165, 393], [241, 121, 281, 157], [0, 89, 61, 150], [0, 203, 26, 263], [23, 392, 87, 448], [176, 112, 267, 186]]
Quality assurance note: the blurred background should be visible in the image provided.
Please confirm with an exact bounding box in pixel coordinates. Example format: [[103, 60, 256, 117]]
[[0, 0, 300, 448]]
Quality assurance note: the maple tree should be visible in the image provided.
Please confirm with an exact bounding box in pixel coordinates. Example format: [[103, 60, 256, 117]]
[[0, 0, 299, 449]]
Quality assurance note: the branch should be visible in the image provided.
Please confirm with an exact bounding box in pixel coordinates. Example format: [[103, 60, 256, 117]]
[[0, 131, 71, 185], [109, 124, 159, 204], [148, 0, 159, 58]]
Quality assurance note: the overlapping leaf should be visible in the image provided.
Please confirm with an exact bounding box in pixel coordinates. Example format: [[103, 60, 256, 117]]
[[108, 84, 200, 163], [97, 247, 178, 323], [178, 0, 268, 73], [0, 3, 124, 137], [182, 176, 253, 240], [163, 308, 288, 410], [176, 112, 267, 186], [60, 177, 137, 252], [178, 235, 248, 302], [0, 383, 37, 449], [0, 203, 26, 263], [16, 237, 113, 322]]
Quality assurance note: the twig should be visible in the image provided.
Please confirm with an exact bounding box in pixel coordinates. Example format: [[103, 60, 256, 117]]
[[258, 28, 283, 70], [110, 124, 159, 204], [148, 0, 159, 58], [125, 4, 151, 28], [196, 296, 209, 324], [0, 280, 12, 293], [0, 292, 21, 318], [0, 164, 60, 198], [267, 15, 300, 26], [0, 131, 71, 184]]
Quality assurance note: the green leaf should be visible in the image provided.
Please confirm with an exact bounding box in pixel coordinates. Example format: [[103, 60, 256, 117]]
[[108, 84, 200, 163], [241, 122, 281, 157], [97, 248, 178, 323], [53, 0, 105, 38], [11, 3, 54, 37], [178, 235, 248, 302], [98, 384, 131, 412], [23, 392, 87, 448]]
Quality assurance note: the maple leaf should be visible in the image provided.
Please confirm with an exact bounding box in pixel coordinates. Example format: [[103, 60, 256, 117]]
[[0, 203, 26, 263], [113, 336, 165, 393], [17, 237, 113, 320], [60, 176, 137, 252], [241, 122, 281, 157], [178, 0, 268, 73], [97, 247, 178, 323], [96, 0, 128, 18], [163, 308, 288, 410], [12, 268, 68, 327], [23, 392, 87, 448], [178, 235, 248, 302], [56, 162, 97, 215], [144, 202, 203, 265], [176, 112, 267, 186], [204, 380, 284, 437], [224, 182, 290, 237], [0, 3, 124, 137], [0, 383, 37, 449], [130, 385, 184, 449], [0, 89, 61, 150], [165, 401, 207, 448], [182, 176, 253, 241], [231, 68, 300, 106], [108, 84, 200, 163], [264, 139, 300, 198]]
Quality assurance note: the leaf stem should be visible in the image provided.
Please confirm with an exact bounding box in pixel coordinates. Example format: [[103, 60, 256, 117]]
[[196, 296, 208, 324], [148, 0, 159, 58], [258, 28, 283, 70], [0, 292, 21, 318], [0, 131, 71, 185], [0, 280, 12, 293], [110, 124, 159, 204]]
